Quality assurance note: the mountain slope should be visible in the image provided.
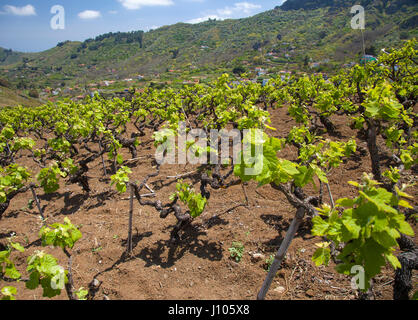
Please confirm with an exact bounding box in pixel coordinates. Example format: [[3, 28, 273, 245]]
[[0, 85, 42, 107], [280, 0, 417, 11], [0, 0, 416, 88], [0, 48, 26, 66]]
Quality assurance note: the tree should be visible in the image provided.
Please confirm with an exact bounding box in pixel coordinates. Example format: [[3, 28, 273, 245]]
[[365, 45, 378, 56], [28, 89, 39, 98], [170, 48, 180, 59], [0, 78, 10, 88], [304, 55, 310, 67], [232, 66, 246, 75], [17, 80, 27, 90]]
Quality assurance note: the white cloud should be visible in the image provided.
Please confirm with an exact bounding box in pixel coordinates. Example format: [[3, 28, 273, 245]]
[[230, 2, 261, 14], [78, 10, 102, 19], [188, 15, 222, 24], [108, 10, 118, 14], [145, 25, 161, 31], [217, 2, 261, 16], [118, 0, 174, 10], [188, 2, 261, 24], [1, 4, 36, 16]]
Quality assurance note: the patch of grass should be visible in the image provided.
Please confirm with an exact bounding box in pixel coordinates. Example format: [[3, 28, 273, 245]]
[[228, 241, 245, 263], [91, 246, 102, 253]]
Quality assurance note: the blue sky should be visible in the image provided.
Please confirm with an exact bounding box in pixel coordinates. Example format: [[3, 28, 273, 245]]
[[0, 0, 286, 52]]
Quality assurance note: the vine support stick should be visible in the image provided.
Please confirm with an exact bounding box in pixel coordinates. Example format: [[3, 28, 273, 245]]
[[127, 183, 134, 254], [257, 207, 305, 300], [98, 141, 107, 176], [30, 184, 45, 225], [63, 248, 75, 300], [242, 183, 249, 207], [326, 183, 335, 209]]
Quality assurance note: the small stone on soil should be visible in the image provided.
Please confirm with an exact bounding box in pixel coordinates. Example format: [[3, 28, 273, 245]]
[[274, 286, 285, 294], [251, 253, 265, 262], [306, 289, 315, 297], [92, 278, 100, 287]]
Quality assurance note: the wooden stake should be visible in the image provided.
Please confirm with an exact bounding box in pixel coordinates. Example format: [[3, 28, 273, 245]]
[[63, 248, 76, 300], [326, 183, 335, 209], [127, 184, 134, 254], [30, 185, 45, 225], [257, 207, 305, 300], [242, 183, 249, 207], [98, 141, 107, 176]]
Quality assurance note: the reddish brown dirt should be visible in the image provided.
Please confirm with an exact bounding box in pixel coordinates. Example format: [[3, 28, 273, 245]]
[[1, 106, 417, 300]]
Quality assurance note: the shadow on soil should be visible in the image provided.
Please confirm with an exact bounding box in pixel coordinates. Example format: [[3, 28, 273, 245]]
[[260, 214, 314, 253], [92, 223, 223, 283], [37, 190, 117, 215], [120, 228, 153, 250]]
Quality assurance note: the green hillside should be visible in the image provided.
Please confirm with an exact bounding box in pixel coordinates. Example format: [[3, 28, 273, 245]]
[[0, 48, 28, 66], [0, 0, 416, 89], [0, 85, 42, 107]]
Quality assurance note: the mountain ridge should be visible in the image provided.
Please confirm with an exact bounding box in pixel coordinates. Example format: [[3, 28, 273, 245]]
[[0, 0, 416, 89]]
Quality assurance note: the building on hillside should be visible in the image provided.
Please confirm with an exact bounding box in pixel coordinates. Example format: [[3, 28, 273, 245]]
[[360, 55, 378, 65], [262, 79, 270, 87], [279, 71, 291, 81], [52, 88, 61, 96], [310, 62, 321, 68], [255, 67, 266, 77], [90, 90, 101, 98]]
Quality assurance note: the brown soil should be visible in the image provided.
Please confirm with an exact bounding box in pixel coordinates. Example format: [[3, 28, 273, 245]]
[[1, 106, 417, 300]]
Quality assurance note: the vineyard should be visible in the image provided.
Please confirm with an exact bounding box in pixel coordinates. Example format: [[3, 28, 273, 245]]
[[0, 41, 417, 300]]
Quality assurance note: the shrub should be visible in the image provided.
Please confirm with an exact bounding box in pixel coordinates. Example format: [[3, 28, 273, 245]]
[[0, 78, 10, 88], [28, 89, 39, 98], [233, 66, 246, 75]]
